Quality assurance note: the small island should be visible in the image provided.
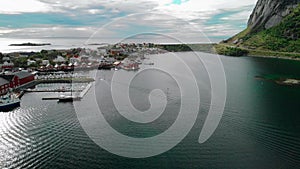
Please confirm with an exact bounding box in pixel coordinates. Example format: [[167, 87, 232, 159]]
[[255, 75, 300, 87], [9, 42, 51, 46]]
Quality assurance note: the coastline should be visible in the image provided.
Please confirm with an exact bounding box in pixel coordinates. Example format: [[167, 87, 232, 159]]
[[247, 54, 300, 61], [213, 43, 300, 61], [2, 42, 300, 63]]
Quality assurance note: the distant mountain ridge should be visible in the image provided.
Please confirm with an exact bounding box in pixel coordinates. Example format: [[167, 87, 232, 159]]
[[217, 0, 300, 58]]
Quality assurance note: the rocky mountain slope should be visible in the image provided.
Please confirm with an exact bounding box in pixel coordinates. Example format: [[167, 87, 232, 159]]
[[248, 0, 300, 32], [217, 0, 300, 58]]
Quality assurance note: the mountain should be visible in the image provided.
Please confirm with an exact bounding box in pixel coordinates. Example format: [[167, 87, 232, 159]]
[[248, 0, 300, 33], [216, 0, 300, 58]]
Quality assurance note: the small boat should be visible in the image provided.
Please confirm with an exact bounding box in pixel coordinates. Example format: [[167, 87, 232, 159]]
[[57, 95, 81, 102], [136, 60, 142, 64], [0, 94, 21, 112], [122, 62, 140, 71], [144, 62, 154, 65], [98, 63, 114, 70]]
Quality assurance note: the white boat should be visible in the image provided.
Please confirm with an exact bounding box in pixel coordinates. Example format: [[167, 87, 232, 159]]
[[121, 62, 140, 71], [57, 95, 81, 102], [144, 62, 154, 65]]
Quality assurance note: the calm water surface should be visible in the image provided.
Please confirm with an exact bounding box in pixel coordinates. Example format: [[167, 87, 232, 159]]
[[0, 52, 300, 168]]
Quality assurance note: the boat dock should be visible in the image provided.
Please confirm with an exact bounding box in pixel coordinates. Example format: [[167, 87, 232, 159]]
[[79, 83, 92, 98], [26, 89, 82, 93], [42, 97, 61, 100], [41, 83, 93, 101]]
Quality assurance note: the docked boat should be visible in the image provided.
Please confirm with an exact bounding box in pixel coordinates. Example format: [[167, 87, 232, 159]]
[[57, 95, 81, 102], [0, 94, 21, 112], [144, 62, 154, 65], [122, 62, 140, 71], [98, 63, 114, 70]]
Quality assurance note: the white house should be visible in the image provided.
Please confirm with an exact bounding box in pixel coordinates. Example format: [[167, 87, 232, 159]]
[[2, 57, 10, 62], [42, 60, 50, 65], [69, 57, 80, 64], [19, 54, 29, 58], [27, 60, 36, 66], [53, 56, 66, 63]]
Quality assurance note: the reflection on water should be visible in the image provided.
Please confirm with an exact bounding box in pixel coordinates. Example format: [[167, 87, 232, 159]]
[[0, 52, 300, 168]]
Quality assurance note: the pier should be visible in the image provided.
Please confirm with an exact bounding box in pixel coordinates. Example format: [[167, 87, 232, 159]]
[[79, 83, 92, 98], [41, 82, 93, 101], [26, 89, 82, 93], [14, 77, 94, 92]]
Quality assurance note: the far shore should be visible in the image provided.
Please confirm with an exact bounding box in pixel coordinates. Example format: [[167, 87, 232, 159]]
[[247, 54, 300, 61], [213, 43, 300, 61], [9, 42, 51, 46], [3, 42, 300, 62], [158, 43, 300, 61]]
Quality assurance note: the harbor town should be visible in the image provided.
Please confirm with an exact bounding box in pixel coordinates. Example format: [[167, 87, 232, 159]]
[[0, 43, 163, 111]]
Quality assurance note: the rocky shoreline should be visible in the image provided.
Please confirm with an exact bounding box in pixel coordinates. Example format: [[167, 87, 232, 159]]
[[255, 75, 300, 86]]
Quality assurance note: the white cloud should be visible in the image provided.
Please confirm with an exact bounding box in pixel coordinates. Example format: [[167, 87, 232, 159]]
[[0, 0, 259, 42], [154, 0, 257, 20], [87, 9, 105, 15], [0, 0, 55, 14], [220, 11, 253, 21]]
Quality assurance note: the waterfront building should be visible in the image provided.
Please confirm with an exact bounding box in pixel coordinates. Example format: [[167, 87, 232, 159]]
[[0, 77, 10, 95], [42, 60, 50, 65], [14, 71, 35, 86], [0, 74, 19, 88], [27, 60, 36, 66], [53, 56, 66, 63]]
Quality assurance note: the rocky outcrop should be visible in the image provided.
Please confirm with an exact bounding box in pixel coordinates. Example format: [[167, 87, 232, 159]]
[[248, 0, 300, 32]]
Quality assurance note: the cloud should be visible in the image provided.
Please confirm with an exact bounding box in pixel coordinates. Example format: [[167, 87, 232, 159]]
[[0, 0, 258, 42], [0, 0, 55, 14]]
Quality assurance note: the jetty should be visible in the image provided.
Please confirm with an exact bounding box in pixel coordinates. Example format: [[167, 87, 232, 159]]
[[41, 82, 93, 101], [26, 89, 82, 93], [15, 77, 94, 92]]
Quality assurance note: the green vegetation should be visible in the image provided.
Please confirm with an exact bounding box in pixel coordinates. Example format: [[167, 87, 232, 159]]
[[215, 43, 300, 58], [214, 45, 248, 56], [156, 44, 215, 53], [220, 4, 300, 58], [157, 44, 193, 52], [13, 57, 28, 68]]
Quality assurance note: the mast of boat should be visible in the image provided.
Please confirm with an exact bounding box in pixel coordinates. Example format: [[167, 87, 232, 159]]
[[166, 88, 169, 101]]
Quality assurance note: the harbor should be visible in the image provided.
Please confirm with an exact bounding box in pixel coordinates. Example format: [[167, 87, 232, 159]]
[[0, 49, 154, 110], [1, 0, 300, 167], [0, 70, 95, 111], [0, 42, 161, 111], [1, 51, 300, 168]]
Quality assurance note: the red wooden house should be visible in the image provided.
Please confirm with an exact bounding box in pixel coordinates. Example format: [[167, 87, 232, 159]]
[[14, 72, 35, 86], [0, 72, 34, 90]]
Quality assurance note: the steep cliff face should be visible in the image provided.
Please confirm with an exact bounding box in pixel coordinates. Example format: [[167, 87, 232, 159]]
[[218, 0, 300, 57], [248, 0, 300, 32]]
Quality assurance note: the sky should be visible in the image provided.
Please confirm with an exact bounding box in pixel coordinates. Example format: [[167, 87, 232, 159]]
[[0, 0, 258, 43]]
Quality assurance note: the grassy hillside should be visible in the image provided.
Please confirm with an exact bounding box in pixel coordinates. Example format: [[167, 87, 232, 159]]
[[217, 4, 300, 58]]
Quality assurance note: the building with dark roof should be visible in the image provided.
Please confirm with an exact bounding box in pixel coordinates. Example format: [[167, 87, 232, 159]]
[[0, 74, 19, 88], [0, 77, 9, 95], [14, 71, 35, 86], [0, 71, 34, 91]]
